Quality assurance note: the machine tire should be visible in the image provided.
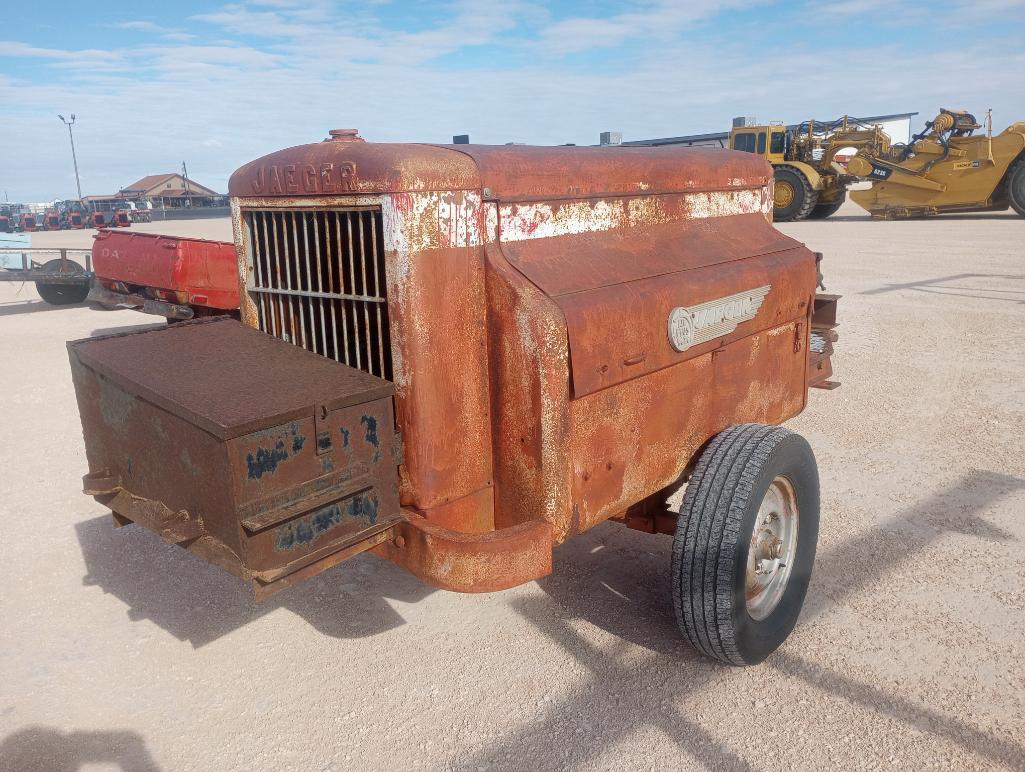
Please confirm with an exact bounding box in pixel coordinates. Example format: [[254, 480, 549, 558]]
[[773, 166, 818, 222], [807, 196, 845, 220], [1006, 156, 1025, 217], [671, 423, 820, 666], [34, 259, 90, 305]]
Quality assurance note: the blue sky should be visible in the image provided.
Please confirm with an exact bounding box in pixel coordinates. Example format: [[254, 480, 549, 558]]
[[2, 0, 1024, 201]]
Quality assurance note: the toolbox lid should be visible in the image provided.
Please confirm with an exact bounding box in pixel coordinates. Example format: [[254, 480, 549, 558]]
[[68, 318, 393, 440]]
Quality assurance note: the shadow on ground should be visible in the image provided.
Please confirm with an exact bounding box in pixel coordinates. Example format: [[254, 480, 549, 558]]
[[75, 515, 434, 648], [861, 272, 1025, 304], [0, 299, 85, 316], [458, 469, 1024, 769], [0, 725, 159, 771]]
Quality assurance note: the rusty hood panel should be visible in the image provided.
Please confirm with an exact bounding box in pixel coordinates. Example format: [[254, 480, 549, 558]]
[[448, 144, 769, 200], [495, 212, 816, 397], [229, 142, 480, 197], [228, 140, 769, 200]]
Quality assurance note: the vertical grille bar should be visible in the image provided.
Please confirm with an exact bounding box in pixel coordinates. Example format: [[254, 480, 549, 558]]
[[244, 206, 391, 381]]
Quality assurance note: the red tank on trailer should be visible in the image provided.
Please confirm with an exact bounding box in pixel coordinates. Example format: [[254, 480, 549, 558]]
[[89, 229, 240, 319]]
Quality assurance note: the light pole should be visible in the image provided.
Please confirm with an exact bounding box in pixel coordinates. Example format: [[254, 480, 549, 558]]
[[58, 114, 83, 201]]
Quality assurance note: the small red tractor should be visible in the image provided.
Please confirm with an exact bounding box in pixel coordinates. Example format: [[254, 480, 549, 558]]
[[19, 213, 39, 232], [88, 211, 106, 228], [43, 210, 62, 230], [108, 210, 132, 228]]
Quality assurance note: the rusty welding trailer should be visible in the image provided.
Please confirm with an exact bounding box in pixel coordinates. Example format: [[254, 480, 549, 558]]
[[69, 134, 840, 665], [0, 247, 93, 305]]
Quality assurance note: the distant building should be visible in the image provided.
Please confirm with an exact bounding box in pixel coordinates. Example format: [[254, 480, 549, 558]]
[[617, 112, 919, 149], [84, 173, 224, 210]]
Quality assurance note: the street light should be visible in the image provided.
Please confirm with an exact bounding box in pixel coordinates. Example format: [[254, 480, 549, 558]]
[[58, 114, 83, 201]]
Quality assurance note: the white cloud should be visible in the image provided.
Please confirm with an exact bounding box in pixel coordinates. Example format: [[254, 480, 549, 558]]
[[1, 0, 1023, 200]]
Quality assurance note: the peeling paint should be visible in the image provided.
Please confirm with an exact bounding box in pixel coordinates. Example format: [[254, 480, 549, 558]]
[[274, 491, 379, 551]]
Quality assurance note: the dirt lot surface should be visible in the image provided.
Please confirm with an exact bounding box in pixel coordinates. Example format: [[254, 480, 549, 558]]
[[2, 205, 1023, 771]]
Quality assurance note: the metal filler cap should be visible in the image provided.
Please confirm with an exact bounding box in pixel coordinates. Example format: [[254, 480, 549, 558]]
[[326, 128, 365, 143]]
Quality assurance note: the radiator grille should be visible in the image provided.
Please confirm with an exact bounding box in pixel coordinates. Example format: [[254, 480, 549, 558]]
[[244, 208, 392, 380]]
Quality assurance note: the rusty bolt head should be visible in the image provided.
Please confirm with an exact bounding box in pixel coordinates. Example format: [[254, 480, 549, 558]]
[[393, 535, 406, 548]]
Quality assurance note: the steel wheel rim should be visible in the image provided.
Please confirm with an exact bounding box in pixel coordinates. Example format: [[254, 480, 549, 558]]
[[746, 475, 799, 621], [774, 181, 795, 208]]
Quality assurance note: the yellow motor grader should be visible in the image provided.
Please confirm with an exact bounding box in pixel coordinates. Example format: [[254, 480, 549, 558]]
[[729, 117, 894, 221], [847, 109, 1025, 219]]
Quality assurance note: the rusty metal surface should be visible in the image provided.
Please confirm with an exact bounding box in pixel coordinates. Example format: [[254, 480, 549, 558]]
[[450, 143, 770, 201], [809, 293, 841, 389], [234, 194, 496, 521], [228, 141, 769, 203], [229, 143, 479, 197], [496, 211, 814, 397], [69, 318, 391, 440], [69, 317, 403, 594], [567, 318, 809, 531], [207, 140, 834, 592], [373, 514, 553, 593], [86, 284, 195, 319]]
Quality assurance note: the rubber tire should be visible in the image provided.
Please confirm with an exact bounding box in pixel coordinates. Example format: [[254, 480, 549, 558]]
[[807, 196, 845, 220], [1006, 155, 1025, 217], [34, 259, 89, 305], [672, 424, 820, 666], [773, 166, 818, 222]]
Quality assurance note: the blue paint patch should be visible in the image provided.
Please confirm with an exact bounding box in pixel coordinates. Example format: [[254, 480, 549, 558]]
[[316, 431, 332, 451], [340, 427, 350, 448], [247, 440, 288, 479], [274, 492, 379, 551], [361, 415, 381, 462], [291, 425, 306, 453], [361, 415, 379, 447]]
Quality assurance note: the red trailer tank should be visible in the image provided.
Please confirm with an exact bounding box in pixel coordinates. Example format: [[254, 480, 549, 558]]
[[89, 229, 240, 319]]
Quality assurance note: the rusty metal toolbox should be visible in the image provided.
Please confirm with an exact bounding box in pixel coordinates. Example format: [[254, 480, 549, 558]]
[[68, 317, 401, 599]]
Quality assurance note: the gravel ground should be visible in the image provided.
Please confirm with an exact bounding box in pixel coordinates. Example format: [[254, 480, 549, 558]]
[[1, 204, 1023, 771]]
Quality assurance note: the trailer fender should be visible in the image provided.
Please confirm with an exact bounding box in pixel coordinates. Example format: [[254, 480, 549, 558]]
[[373, 514, 554, 593]]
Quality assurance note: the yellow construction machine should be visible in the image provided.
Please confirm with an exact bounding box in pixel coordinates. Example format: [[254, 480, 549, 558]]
[[847, 109, 1025, 219], [729, 117, 893, 221]]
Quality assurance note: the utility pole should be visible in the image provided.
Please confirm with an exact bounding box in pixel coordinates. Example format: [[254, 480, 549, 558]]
[[58, 114, 83, 201], [182, 161, 191, 208]]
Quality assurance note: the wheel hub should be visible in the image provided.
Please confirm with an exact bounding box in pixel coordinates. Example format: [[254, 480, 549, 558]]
[[746, 476, 799, 621], [774, 181, 795, 208]]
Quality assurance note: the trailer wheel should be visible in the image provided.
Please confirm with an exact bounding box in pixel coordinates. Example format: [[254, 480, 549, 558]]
[[672, 424, 819, 665], [35, 259, 90, 305], [773, 167, 818, 222], [1006, 156, 1025, 217]]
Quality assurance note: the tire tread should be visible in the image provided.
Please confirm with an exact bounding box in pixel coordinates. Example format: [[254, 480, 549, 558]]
[[673, 423, 794, 665]]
